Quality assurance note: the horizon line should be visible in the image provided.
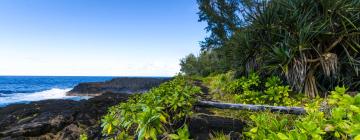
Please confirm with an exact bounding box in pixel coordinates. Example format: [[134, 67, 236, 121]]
[[0, 75, 173, 77]]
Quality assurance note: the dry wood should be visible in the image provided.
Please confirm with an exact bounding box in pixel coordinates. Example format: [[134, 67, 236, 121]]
[[196, 100, 306, 115]]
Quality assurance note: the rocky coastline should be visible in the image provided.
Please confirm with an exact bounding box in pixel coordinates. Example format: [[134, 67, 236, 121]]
[[0, 77, 170, 140], [0, 77, 244, 140], [0, 92, 129, 140], [67, 77, 171, 96]]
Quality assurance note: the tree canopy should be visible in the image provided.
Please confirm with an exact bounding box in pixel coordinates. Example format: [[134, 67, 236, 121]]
[[180, 0, 360, 97]]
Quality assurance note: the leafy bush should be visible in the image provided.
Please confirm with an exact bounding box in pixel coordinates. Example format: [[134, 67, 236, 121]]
[[326, 86, 360, 139], [80, 133, 88, 140], [209, 73, 297, 106], [244, 86, 360, 139], [101, 76, 200, 140], [244, 112, 298, 140], [203, 71, 235, 93], [262, 77, 294, 106], [224, 73, 260, 94], [209, 131, 230, 140], [167, 125, 191, 140]]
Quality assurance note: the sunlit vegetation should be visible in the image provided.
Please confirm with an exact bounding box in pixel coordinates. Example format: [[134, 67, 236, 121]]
[[244, 86, 360, 139], [181, 0, 360, 97], [101, 0, 360, 139], [200, 73, 360, 139], [209, 131, 230, 140], [203, 71, 300, 106], [101, 76, 200, 140], [101, 72, 360, 139]]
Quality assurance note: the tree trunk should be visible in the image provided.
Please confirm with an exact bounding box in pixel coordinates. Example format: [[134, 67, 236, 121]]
[[196, 101, 306, 115]]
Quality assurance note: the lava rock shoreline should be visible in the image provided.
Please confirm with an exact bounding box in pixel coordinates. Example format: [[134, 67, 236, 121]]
[[67, 77, 171, 96], [0, 92, 130, 140], [0, 77, 245, 140]]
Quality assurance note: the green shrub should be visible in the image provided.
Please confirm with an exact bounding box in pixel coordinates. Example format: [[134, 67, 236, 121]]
[[244, 86, 360, 140], [80, 133, 88, 140], [244, 112, 295, 140], [203, 71, 235, 93], [220, 73, 297, 106], [101, 76, 200, 140], [325, 86, 360, 139], [224, 73, 260, 94], [209, 131, 230, 140], [167, 125, 191, 140]]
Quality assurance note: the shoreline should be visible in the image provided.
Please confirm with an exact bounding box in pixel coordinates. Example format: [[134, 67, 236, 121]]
[[0, 92, 130, 139], [0, 77, 171, 139]]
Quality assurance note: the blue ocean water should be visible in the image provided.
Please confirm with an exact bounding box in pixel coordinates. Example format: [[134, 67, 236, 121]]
[[0, 76, 115, 107]]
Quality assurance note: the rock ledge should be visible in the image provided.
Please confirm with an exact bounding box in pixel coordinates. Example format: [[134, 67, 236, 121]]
[[67, 77, 170, 96]]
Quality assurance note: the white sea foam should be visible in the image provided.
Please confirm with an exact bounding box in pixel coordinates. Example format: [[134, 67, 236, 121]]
[[0, 88, 90, 107]]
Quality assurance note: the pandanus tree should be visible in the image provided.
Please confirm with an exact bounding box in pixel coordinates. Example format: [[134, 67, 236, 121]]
[[189, 0, 360, 98], [246, 0, 360, 97]]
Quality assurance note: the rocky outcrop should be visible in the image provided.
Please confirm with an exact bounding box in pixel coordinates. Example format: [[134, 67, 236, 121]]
[[0, 92, 129, 140], [67, 77, 170, 96], [189, 114, 245, 140]]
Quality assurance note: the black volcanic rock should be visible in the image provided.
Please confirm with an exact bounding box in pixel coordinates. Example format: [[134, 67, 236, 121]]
[[67, 77, 171, 96], [0, 92, 129, 140], [189, 114, 245, 140]]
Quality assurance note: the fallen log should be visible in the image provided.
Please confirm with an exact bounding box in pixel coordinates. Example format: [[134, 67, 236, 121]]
[[196, 100, 306, 115]]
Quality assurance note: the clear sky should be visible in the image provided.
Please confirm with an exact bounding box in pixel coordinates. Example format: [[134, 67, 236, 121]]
[[0, 0, 206, 76]]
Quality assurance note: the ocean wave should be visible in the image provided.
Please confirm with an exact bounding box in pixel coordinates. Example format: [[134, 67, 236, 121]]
[[0, 88, 90, 107], [0, 90, 41, 94]]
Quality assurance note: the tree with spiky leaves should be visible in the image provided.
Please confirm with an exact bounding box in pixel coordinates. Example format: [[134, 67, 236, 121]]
[[182, 0, 360, 98]]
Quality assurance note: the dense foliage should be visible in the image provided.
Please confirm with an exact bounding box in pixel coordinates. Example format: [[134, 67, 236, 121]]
[[180, 0, 360, 97], [101, 0, 360, 139], [204, 71, 298, 106], [244, 86, 360, 140], [200, 72, 360, 139], [101, 72, 359, 139], [101, 76, 200, 140]]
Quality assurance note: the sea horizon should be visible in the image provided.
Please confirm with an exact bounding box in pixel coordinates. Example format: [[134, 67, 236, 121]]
[[0, 76, 170, 107], [0, 75, 172, 78]]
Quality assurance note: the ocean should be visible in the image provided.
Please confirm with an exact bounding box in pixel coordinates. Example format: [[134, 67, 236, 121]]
[[0, 76, 115, 107]]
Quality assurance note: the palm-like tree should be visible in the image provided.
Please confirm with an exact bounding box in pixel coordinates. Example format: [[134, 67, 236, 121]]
[[194, 0, 360, 98], [245, 0, 360, 97]]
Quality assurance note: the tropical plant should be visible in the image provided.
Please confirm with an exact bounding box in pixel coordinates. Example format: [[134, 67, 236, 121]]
[[244, 112, 295, 140], [80, 133, 88, 140], [101, 76, 200, 140], [182, 0, 360, 98], [244, 86, 360, 140], [167, 125, 192, 140], [209, 131, 230, 140], [213, 73, 297, 106], [204, 71, 236, 93], [224, 73, 260, 94], [248, 0, 360, 97]]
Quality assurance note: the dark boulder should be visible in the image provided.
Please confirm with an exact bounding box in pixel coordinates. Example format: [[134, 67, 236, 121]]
[[189, 114, 245, 140], [67, 77, 170, 96]]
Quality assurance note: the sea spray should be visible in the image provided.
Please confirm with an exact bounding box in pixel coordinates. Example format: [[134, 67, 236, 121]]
[[0, 88, 91, 107]]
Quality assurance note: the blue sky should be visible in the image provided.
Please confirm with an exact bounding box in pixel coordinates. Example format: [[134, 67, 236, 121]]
[[0, 0, 206, 76]]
